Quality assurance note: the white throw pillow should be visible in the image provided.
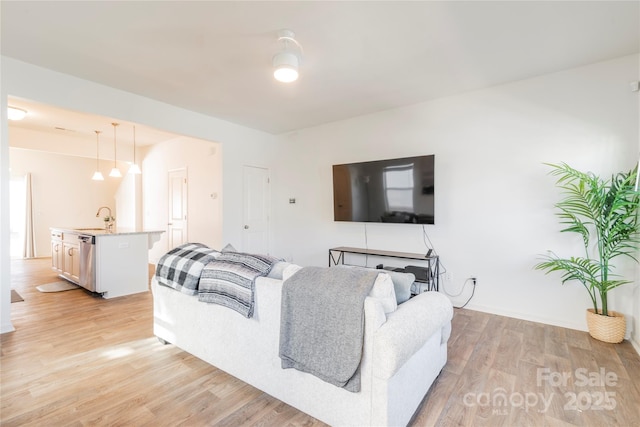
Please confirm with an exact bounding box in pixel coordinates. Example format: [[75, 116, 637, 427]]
[[334, 265, 411, 305], [370, 272, 398, 314], [386, 271, 415, 304], [268, 261, 292, 280], [282, 263, 303, 281]]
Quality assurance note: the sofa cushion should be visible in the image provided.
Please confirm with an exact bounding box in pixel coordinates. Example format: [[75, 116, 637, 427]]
[[370, 272, 397, 314], [282, 263, 303, 281], [386, 271, 415, 304], [268, 261, 292, 280], [221, 243, 237, 253], [335, 265, 413, 305]]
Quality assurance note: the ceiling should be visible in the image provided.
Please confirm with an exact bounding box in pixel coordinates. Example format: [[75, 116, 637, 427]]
[[2, 1, 639, 139], [7, 97, 183, 148]]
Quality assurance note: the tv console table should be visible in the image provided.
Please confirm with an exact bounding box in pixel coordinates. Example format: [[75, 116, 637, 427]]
[[328, 246, 439, 291]]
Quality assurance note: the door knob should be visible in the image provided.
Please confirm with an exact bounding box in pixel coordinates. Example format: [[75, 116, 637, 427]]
[[244, 225, 249, 229]]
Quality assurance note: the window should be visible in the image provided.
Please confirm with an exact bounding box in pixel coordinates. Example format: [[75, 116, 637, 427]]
[[383, 165, 413, 211]]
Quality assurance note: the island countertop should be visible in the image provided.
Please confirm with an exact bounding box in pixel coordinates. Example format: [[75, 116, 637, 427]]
[[50, 227, 164, 299], [51, 227, 164, 237], [51, 227, 164, 251]]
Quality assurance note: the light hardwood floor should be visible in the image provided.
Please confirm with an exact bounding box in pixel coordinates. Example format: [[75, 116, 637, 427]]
[[2, 258, 639, 426]]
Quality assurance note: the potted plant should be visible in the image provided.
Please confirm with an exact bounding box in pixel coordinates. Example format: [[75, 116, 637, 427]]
[[535, 162, 639, 343]]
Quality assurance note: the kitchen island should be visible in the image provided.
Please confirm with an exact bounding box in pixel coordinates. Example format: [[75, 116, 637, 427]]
[[50, 227, 164, 299]]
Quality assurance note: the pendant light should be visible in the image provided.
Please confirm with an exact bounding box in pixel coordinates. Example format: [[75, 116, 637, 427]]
[[91, 130, 105, 181], [109, 122, 122, 178], [128, 125, 141, 174]]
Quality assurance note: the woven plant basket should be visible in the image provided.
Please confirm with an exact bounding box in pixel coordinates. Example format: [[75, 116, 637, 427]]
[[586, 309, 626, 343]]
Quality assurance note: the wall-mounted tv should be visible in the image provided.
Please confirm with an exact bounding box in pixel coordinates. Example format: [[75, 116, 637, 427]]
[[332, 155, 435, 224]]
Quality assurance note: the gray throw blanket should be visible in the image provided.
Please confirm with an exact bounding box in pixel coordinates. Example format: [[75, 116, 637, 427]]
[[279, 266, 379, 392]]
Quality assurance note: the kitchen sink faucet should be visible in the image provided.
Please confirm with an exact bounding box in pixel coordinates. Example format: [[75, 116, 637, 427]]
[[96, 206, 115, 231]]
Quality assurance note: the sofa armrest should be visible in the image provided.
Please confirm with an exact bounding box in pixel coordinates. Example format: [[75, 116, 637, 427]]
[[371, 291, 453, 379]]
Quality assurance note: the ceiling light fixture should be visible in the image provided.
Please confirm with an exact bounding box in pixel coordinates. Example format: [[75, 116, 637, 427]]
[[273, 29, 303, 83], [109, 122, 122, 178], [129, 125, 141, 174], [92, 130, 105, 181], [8, 106, 27, 120]]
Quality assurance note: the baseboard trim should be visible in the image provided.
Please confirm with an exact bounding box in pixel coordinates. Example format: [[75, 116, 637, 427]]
[[1, 321, 15, 334], [461, 302, 587, 332], [460, 302, 640, 355]]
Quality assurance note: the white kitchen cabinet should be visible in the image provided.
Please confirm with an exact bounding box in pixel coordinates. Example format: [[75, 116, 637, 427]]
[[62, 241, 80, 283], [51, 230, 79, 283], [51, 230, 63, 274]]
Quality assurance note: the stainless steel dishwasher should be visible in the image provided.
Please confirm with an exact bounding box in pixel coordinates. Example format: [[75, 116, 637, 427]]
[[78, 234, 96, 292]]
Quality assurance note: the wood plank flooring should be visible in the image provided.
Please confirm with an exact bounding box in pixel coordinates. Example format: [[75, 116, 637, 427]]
[[2, 258, 639, 426]]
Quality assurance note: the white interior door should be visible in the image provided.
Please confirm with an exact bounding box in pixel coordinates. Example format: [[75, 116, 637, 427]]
[[242, 166, 270, 254], [168, 168, 188, 249]]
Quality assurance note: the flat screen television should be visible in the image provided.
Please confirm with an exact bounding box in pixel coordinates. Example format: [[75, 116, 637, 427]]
[[332, 154, 435, 224]]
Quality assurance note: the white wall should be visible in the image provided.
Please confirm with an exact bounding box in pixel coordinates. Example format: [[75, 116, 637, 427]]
[[114, 172, 139, 230], [143, 136, 223, 262], [9, 148, 120, 256], [0, 56, 276, 333], [10, 124, 135, 236], [272, 55, 640, 344]]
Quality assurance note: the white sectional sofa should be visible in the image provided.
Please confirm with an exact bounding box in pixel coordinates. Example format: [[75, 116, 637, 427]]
[[152, 267, 453, 426]]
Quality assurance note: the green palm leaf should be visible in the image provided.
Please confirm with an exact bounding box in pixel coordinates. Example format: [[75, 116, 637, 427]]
[[536, 163, 640, 316]]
